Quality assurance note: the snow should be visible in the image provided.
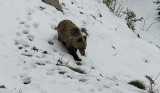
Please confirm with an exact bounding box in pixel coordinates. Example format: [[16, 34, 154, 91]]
[[125, 0, 160, 46], [0, 0, 160, 93]]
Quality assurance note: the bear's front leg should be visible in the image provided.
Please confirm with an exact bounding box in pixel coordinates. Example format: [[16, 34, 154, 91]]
[[67, 47, 81, 61]]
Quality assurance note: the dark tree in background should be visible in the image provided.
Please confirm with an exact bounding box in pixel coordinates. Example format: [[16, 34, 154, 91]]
[[154, 0, 160, 22]]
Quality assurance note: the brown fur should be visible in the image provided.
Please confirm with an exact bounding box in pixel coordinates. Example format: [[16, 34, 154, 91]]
[[57, 20, 87, 61]]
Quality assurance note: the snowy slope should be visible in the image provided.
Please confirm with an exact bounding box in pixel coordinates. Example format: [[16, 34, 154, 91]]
[[126, 0, 160, 46], [0, 0, 160, 93]]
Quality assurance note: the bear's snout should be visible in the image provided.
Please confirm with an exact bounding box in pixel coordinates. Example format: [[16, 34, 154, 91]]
[[79, 48, 85, 56]]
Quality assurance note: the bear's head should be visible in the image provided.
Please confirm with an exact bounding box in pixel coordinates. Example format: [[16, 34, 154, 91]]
[[73, 35, 87, 56]]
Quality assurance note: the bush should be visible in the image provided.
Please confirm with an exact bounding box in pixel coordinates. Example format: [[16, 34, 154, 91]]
[[128, 80, 146, 90], [103, 0, 117, 13], [123, 8, 143, 31], [103, 0, 125, 17]]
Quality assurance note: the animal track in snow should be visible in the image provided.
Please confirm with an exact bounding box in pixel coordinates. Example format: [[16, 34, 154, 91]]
[[22, 29, 29, 34], [21, 52, 32, 57], [48, 40, 55, 45], [25, 16, 32, 21], [33, 22, 39, 29], [14, 39, 30, 47], [26, 8, 35, 16], [27, 34, 34, 41], [19, 21, 25, 25], [39, 6, 45, 11], [22, 76, 31, 84], [24, 24, 30, 28], [16, 32, 21, 37]]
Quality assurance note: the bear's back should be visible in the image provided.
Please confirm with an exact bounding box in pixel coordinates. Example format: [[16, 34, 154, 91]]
[[57, 20, 81, 42], [57, 20, 76, 32]]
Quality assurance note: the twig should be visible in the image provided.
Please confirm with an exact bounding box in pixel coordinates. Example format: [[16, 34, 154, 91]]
[[140, 18, 145, 31], [146, 21, 158, 31], [145, 75, 154, 84], [154, 72, 160, 82], [100, 74, 104, 77]]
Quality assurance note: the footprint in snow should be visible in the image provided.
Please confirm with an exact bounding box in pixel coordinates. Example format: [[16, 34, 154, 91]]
[[14, 39, 30, 48], [48, 40, 55, 45], [19, 21, 25, 25], [22, 29, 29, 34], [27, 8, 35, 16], [39, 6, 45, 11], [51, 24, 57, 30], [79, 78, 87, 82], [33, 22, 39, 29], [24, 24, 30, 28], [25, 16, 32, 21], [27, 34, 34, 41], [22, 76, 31, 84], [16, 32, 21, 37]]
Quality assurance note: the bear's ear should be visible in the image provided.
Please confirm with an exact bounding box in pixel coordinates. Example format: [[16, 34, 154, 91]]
[[81, 28, 89, 36], [83, 35, 87, 41]]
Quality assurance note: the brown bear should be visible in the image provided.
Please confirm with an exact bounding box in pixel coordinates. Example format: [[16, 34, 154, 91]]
[[57, 20, 87, 61]]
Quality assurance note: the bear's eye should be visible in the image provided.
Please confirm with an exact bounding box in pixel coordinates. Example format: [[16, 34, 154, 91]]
[[77, 38, 82, 42]]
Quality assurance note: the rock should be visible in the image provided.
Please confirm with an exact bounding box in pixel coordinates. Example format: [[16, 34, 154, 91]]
[[42, 0, 63, 12], [79, 78, 87, 82]]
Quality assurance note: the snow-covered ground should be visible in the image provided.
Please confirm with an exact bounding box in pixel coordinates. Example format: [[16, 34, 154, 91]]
[[0, 0, 160, 93], [126, 0, 160, 46]]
